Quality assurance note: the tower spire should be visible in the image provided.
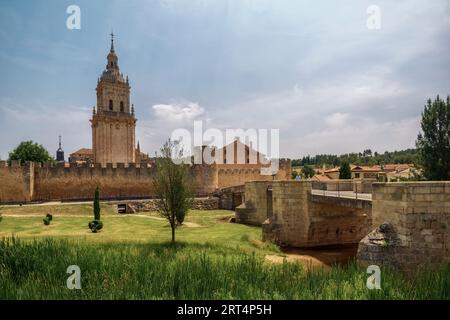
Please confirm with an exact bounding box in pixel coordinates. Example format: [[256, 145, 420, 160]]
[[110, 31, 115, 52], [56, 135, 65, 162]]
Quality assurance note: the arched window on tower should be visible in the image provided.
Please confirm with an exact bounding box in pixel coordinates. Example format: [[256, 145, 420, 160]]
[[120, 101, 124, 112], [109, 100, 113, 111]]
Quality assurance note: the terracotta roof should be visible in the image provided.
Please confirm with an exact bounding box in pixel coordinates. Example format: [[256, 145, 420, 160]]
[[352, 165, 381, 172], [382, 164, 413, 172], [312, 174, 332, 181], [386, 168, 411, 175], [217, 139, 261, 155], [70, 148, 93, 156], [324, 167, 340, 173]]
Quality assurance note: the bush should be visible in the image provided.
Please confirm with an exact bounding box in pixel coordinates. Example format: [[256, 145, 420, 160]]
[[88, 220, 103, 233], [43, 218, 50, 225], [46, 214, 53, 221]]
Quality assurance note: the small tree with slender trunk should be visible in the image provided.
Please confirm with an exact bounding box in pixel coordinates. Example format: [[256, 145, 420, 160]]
[[153, 139, 193, 243]]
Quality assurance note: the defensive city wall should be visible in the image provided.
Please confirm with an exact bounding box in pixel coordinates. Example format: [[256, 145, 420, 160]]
[[0, 160, 291, 203]]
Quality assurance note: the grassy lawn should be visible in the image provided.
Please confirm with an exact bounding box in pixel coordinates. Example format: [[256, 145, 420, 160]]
[[0, 204, 275, 252], [0, 203, 448, 299]]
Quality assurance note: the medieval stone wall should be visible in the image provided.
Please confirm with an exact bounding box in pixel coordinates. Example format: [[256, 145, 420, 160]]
[[217, 159, 291, 188], [0, 160, 290, 203], [357, 182, 450, 274], [33, 163, 156, 201], [0, 161, 33, 203]]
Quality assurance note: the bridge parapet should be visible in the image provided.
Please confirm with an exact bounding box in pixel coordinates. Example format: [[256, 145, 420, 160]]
[[357, 182, 450, 273], [311, 194, 372, 210]]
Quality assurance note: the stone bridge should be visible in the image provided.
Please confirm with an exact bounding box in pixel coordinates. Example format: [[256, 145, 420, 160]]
[[236, 181, 372, 247], [236, 180, 449, 273]]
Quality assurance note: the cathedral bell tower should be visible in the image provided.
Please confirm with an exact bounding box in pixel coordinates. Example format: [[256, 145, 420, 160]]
[[91, 33, 137, 166]]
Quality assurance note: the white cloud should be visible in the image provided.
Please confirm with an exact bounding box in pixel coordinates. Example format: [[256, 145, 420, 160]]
[[0, 100, 91, 159], [152, 102, 205, 122], [325, 112, 349, 128], [298, 116, 421, 156]]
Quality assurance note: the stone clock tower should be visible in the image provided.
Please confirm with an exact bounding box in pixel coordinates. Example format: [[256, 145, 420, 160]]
[[91, 34, 136, 166]]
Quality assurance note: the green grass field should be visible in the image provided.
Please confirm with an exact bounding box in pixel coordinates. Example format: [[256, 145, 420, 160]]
[[0, 204, 269, 249], [0, 203, 448, 299]]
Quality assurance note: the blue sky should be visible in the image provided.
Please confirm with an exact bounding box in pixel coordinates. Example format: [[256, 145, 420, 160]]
[[0, 0, 449, 159]]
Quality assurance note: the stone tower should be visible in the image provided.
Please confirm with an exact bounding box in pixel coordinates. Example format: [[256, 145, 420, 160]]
[[91, 33, 136, 166]]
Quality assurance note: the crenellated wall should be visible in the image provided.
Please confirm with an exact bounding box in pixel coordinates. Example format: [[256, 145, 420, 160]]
[[0, 161, 34, 203], [33, 162, 157, 201], [0, 160, 290, 203], [217, 159, 291, 188]]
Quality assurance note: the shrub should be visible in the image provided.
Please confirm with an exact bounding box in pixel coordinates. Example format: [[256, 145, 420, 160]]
[[88, 220, 103, 233], [46, 213, 53, 221]]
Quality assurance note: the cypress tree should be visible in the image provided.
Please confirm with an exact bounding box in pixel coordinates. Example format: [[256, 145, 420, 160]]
[[339, 161, 352, 179], [94, 186, 101, 221]]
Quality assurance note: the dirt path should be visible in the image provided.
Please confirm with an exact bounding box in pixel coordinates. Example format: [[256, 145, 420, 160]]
[[265, 244, 359, 269]]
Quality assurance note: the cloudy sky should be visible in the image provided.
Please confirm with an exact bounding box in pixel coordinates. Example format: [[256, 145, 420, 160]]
[[0, 0, 449, 160]]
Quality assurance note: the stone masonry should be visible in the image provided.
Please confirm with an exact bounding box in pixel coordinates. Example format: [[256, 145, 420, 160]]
[[0, 160, 290, 204], [235, 181, 272, 225], [236, 180, 372, 247], [357, 182, 450, 274]]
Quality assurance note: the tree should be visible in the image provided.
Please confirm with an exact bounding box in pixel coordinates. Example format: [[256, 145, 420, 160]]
[[8, 141, 53, 164], [153, 139, 193, 243], [363, 149, 372, 157], [302, 165, 315, 179], [88, 186, 103, 233], [94, 186, 101, 221], [339, 161, 352, 179], [416, 95, 450, 180]]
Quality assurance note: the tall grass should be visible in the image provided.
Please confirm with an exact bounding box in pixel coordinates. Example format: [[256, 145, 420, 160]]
[[0, 237, 448, 300]]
